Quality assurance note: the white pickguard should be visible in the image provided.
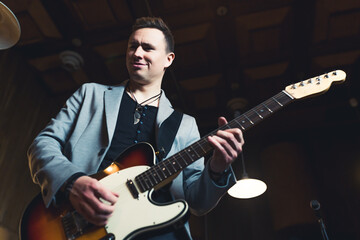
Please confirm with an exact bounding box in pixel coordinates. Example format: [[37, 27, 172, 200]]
[[99, 165, 188, 240]]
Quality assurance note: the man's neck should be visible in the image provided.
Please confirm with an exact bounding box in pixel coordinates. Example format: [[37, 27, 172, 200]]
[[128, 79, 162, 105]]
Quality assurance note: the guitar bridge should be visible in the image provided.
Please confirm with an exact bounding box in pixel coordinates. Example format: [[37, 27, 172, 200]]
[[61, 211, 90, 239]]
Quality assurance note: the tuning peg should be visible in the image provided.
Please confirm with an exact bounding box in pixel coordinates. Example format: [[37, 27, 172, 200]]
[[299, 81, 305, 87]]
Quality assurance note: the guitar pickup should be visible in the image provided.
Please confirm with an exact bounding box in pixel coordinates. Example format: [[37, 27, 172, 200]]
[[126, 179, 139, 199]]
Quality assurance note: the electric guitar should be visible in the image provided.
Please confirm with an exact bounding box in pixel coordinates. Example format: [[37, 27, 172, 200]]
[[19, 70, 346, 240]]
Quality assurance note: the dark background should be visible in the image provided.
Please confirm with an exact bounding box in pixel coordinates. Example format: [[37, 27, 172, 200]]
[[0, 0, 359, 239]]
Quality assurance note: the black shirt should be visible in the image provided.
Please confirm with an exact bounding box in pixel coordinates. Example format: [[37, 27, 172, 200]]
[[98, 92, 158, 171]]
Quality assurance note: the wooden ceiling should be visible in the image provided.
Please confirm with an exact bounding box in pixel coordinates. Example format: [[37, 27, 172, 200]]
[[5, 0, 360, 133]]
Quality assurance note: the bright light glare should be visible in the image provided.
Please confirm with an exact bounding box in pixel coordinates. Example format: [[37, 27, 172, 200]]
[[228, 178, 267, 199]]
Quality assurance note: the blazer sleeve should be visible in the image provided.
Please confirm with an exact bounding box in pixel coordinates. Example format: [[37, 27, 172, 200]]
[[27, 85, 87, 207], [181, 116, 236, 216]]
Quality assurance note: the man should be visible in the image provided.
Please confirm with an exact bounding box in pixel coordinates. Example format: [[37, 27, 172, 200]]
[[28, 17, 244, 239]]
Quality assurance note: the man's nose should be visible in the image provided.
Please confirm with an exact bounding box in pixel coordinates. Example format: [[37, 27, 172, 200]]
[[134, 47, 144, 57]]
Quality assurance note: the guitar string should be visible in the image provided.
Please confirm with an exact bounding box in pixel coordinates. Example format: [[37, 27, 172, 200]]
[[105, 75, 338, 194], [137, 101, 274, 185], [136, 146, 205, 190], [137, 117, 268, 187], [135, 91, 293, 188], [116, 78, 343, 192], [132, 81, 333, 185]]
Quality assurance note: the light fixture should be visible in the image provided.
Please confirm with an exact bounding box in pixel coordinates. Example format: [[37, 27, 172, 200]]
[[228, 152, 267, 199], [0, 2, 21, 50], [59, 50, 84, 72]]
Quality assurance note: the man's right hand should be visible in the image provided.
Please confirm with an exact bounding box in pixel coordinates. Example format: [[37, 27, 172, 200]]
[[69, 176, 119, 226]]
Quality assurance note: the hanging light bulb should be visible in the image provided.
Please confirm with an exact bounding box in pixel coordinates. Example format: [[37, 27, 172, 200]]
[[228, 152, 267, 199], [0, 1, 21, 50]]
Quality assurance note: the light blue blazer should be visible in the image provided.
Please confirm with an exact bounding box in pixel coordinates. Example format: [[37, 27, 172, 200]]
[[28, 81, 236, 217]]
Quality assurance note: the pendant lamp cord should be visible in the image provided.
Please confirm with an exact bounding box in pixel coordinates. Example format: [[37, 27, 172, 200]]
[[240, 152, 248, 178]]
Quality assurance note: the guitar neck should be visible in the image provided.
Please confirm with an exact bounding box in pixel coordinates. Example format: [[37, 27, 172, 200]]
[[134, 90, 294, 192]]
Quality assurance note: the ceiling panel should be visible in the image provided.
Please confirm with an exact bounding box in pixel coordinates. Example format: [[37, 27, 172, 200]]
[[313, 0, 360, 43], [68, 0, 119, 30], [235, 7, 292, 60]]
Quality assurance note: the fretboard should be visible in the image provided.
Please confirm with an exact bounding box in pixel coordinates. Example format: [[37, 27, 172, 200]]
[[134, 90, 294, 192]]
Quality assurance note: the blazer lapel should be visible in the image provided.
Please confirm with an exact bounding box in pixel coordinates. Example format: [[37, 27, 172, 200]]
[[104, 82, 127, 143], [156, 90, 174, 128], [155, 91, 174, 164]]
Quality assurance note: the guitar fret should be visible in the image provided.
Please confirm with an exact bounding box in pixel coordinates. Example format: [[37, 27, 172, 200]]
[[161, 162, 172, 176], [199, 138, 212, 151], [160, 167, 168, 178], [184, 148, 192, 160], [272, 96, 283, 106], [153, 169, 163, 182], [165, 160, 176, 174], [253, 109, 263, 119], [173, 158, 183, 170], [189, 146, 201, 159], [257, 107, 267, 117], [142, 177, 151, 189], [179, 152, 189, 166], [240, 118, 249, 128], [136, 177, 146, 192], [144, 173, 155, 187], [176, 156, 187, 168], [244, 114, 254, 125], [166, 163, 173, 175], [262, 103, 273, 113], [168, 159, 178, 172], [156, 164, 167, 178], [149, 171, 158, 186], [234, 118, 245, 130], [197, 142, 207, 154], [149, 170, 161, 184]]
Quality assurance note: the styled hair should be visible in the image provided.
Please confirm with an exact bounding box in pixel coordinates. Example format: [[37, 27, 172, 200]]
[[131, 17, 174, 53]]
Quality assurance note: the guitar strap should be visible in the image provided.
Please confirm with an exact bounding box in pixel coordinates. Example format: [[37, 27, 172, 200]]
[[154, 110, 191, 240], [156, 110, 183, 162]]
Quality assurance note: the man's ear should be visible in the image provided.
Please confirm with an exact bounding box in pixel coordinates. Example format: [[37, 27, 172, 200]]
[[164, 52, 175, 69]]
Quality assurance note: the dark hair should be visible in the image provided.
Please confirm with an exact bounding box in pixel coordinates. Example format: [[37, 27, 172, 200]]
[[132, 17, 174, 53]]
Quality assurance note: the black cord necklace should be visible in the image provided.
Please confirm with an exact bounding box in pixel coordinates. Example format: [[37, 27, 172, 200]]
[[128, 89, 161, 124]]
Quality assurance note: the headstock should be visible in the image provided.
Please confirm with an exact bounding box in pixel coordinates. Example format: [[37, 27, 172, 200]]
[[285, 70, 346, 99]]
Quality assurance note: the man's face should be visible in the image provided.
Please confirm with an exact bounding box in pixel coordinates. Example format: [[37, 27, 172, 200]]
[[126, 28, 174, 85]]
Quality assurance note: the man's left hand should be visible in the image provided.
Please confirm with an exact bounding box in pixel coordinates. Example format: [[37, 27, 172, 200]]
[[207, 117, 244, 174]]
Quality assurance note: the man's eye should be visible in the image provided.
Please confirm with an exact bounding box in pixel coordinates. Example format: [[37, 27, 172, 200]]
[[143, 46, 153, 51]]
